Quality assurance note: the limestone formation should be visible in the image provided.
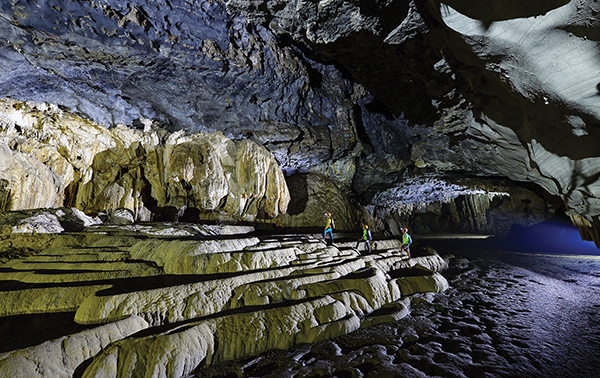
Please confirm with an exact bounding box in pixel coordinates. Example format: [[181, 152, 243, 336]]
[[4, 1, 600, 376], [367, 177, 559, 237], [0, 98, 289, 223], [275, 173, 360, 231], [0, 0, 598, 245], [0, 217, 448, 377], [225, 0, 600, 244], [0, 0, 599, 371], [0, 315, 149, 378]]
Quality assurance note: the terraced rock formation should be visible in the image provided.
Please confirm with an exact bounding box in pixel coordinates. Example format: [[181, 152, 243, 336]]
[[0, 213, 448, 378]]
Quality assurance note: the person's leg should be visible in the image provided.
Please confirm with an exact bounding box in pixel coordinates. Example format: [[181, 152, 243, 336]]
[[367, 241, 371, 254], [325, 228, 333, 243]]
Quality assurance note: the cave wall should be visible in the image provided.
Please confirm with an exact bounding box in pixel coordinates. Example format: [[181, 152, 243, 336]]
[[226, 0, 600, 245], [0, 0, 366, 182], [365, 176, 560, 237], [1, 1, 600, 243], [0, 98, 289, 222]]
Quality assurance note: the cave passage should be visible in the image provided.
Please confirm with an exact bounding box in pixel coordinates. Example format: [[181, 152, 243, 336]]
[[503, 219, 599, 255]]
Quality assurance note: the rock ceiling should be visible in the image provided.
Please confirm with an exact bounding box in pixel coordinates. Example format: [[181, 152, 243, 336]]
[[1, 0, 600, 244]]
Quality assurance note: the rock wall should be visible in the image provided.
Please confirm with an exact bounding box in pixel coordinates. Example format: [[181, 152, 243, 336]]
[[0, 98, 289, 222], [367, 177, 559, 237], [570, 214, 600, 249], [274, 173, 361, 231], [226, 0, 600, 246], [0, 0, 362, 181]]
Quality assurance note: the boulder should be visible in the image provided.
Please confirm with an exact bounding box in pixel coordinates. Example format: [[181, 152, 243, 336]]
[[106, 208, 135, 225], [0, 207, 101, 235], [55, 207, 102, 231], [394, 271, 450, 297], [11, 211, 64, 234]]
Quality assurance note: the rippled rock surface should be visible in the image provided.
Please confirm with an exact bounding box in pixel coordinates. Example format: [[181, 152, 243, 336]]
[[0, 212, 448, 377]]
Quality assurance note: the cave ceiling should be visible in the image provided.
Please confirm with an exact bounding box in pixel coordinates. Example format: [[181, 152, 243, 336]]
[[2, 0, 600, 238]]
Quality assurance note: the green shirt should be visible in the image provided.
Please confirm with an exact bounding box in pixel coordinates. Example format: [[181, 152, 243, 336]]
[[402, 232, 411, 245], [361, 228, 368, 241]]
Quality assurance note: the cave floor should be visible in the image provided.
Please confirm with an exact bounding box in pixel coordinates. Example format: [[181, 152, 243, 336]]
[[194, 237, 600, 378], [0, 224, 449, 378]]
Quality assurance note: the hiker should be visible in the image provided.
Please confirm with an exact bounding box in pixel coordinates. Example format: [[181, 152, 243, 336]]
[[401, 227, 412, 258], [355, 224, 372, 254], [323, 212, 335, 244]]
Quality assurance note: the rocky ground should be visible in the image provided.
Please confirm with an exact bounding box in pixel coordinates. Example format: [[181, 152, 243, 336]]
[[193, 238, 600, 378]]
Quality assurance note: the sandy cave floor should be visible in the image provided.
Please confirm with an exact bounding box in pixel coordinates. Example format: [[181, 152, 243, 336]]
[[194, 238, 600, 378]]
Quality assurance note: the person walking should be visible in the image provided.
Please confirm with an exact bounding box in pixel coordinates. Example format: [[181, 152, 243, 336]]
[[323, 212, 335, 245], [356, 224, 372, 254], [401, 227, 412, 258]]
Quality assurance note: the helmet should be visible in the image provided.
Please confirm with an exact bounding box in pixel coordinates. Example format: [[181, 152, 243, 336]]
[[326, 212, 331, 217], [402, 228, 408, 232], [363, 224, 368, 229]]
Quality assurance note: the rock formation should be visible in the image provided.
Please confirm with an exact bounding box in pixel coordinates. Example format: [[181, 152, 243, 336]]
[[0, 98, 289, 223], [367, 176, 560, 237], [0, 0, 596, 243], [227, 0, 600, 245], [0, 212, 448, 377]]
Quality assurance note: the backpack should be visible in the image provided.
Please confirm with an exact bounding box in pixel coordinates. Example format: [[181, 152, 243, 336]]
[[331, 219, 335, 229], [406, 234, 412, 244], [367, 229, 372, 240]]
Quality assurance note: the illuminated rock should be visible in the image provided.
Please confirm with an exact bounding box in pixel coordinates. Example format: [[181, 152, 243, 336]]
[[274, 173, 360, 231], [0, 98, 289, 222], [0, 315, 149, 378], [80, 296, 360, 378], [81, 322, 215, 378], [0, 0, 599, 245], [395, 272, 450, 297], [0, 221, 448, 376]]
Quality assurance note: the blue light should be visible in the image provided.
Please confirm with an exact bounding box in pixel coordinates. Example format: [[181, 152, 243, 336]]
[[504, 219, 599, 255]]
